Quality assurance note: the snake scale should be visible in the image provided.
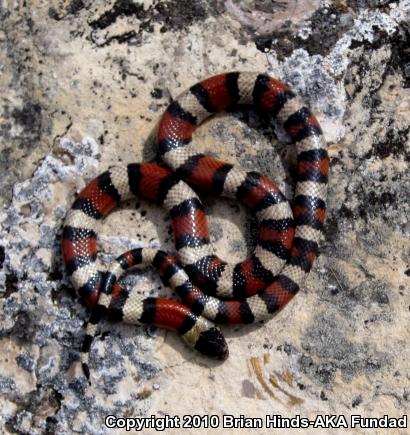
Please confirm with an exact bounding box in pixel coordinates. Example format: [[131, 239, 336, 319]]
[[61, 72, 329, 381]]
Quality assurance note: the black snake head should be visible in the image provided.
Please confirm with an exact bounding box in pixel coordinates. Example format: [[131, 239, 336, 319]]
[[195, 327, 229, 360]]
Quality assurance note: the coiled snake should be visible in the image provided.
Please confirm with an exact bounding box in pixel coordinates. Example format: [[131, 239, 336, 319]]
[[61, 72, 329, 380]]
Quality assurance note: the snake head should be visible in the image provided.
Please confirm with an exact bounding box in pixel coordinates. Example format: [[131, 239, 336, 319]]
[[194, 326, 229, 360]]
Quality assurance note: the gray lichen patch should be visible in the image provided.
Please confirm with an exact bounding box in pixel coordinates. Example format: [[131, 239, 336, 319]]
[[301, 312, 392, 383], [0, 136, 161, 433]]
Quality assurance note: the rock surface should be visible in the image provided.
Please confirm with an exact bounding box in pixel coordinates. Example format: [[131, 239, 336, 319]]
[[0, 1, 409, 434]]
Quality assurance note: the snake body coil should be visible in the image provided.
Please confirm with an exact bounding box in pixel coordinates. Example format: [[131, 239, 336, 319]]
[[61, 72, 329, 380]]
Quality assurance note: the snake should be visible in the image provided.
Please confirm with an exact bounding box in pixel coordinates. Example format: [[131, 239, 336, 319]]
[[61, 72, 329, 381]]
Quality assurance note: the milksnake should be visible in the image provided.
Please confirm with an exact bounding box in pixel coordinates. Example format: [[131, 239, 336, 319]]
[[61, 72, 329, 381]]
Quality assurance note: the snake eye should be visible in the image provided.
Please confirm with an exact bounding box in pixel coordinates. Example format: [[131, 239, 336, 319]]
[[195, 327, 229, 360]]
